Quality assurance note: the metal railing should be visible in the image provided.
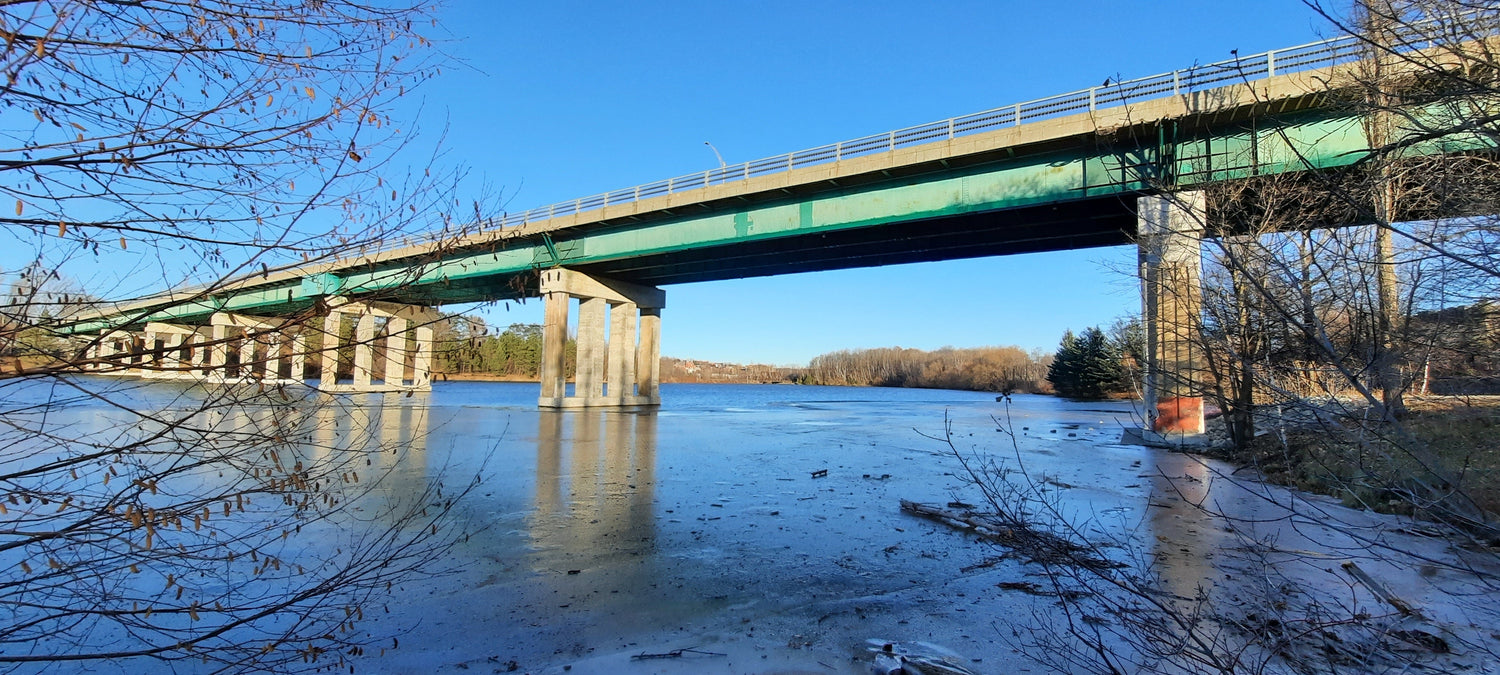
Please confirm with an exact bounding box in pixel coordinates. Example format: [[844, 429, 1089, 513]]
[[382, 22, 1455, 254]]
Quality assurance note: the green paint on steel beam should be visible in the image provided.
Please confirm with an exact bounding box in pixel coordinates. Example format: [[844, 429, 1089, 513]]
[[340, 112, 1383, 299], [541, 234, 560, 266], [77, 104, 1498, 323], [300, 272, 344, 297]]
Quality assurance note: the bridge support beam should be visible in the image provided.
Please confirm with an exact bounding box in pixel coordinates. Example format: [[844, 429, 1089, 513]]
[[141, 323, 201, 379], [1138, 192, 1206, 439], [538, 269, 664, 408], [314, 298, 443, 393], [77, 299, 441, 393]]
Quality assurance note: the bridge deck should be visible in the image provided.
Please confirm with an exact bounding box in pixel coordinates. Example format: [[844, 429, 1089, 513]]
[[65, 33, 1494, 333]]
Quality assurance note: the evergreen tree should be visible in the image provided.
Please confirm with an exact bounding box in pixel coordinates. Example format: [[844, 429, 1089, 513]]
[[1047, 329, 1082, 397], [1047, 326, 1125, 400]]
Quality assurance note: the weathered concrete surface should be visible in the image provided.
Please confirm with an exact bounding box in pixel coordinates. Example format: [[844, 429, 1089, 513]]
[[1138, 192, 1206, 438], [539, 269, 664, 408], [80, 300, 440, 392]]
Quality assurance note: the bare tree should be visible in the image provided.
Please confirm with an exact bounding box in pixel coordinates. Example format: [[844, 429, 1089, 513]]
[[0, 1, 492, 672], [929, 4, 1500, 673]]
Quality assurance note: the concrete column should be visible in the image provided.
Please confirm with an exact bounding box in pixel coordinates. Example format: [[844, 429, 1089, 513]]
[[290, 331, 307, 383], [163, 333, 184, 376], [636, 308, 661, 403], [1139, 192, 1206, 437], [210, 324, 230, 376], [190, 328, 210, 377], [540, 291, 570, 401], [115, 334, 130, 370], [264, 333, 283, 380], [84, 340, 99, 371], [320, 313, 343, 386], [121, 333, 139, 372], [97, 335, 115, 370], [142, 330, 159, 373], [385, 317, 409, 386], [607, 302, 638, 400], [576, 297, 607, 400], [353, 313, 376, 389], [238, 330, 257, 380], [413, 325, 434, 387]]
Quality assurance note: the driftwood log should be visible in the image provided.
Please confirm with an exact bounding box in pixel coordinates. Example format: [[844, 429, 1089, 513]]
[[899, 500, 1012, 538], [899, 499, 1120, 570]]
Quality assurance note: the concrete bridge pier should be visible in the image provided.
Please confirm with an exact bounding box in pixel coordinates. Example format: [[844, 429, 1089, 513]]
[[76, 299, 441, 393], [538, 269, 664, 408], [208, 312, 296, 384], [1138, 192, 1207, 439], [92, 330, 133, 371], [316, 299, 441, 392], [140, 322, 201, 379]]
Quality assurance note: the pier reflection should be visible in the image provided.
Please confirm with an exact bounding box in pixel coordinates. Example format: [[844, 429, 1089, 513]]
[[1147, 453, 1226, 606], [308, 392, 432, 511], [531, 409, 657, 572]]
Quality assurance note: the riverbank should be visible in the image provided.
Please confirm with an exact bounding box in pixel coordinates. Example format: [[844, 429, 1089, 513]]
[[434, 371, 536, 382], [1202, 395, 1500, 520]]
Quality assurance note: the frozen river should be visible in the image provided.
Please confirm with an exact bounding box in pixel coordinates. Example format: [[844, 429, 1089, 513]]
[[346, 383, 1187, 674], [16, 379, 1495, 674]]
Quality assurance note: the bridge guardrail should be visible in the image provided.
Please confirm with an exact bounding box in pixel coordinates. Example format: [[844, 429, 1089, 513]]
[[377, 19, 1453, 256]]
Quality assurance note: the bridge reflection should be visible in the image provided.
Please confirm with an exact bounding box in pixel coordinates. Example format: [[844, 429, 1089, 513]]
[[1147, 453, 1227, 608], [307, 393, 432, 511], [531, 409, 657, 573]]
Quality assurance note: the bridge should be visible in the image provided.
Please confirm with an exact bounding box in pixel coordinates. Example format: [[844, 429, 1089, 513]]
[[59, 28, 1496, 438]]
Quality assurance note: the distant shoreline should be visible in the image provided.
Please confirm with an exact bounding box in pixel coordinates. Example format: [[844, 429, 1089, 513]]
[[435, 372, 793, 385], [434, 372, 536, 382]]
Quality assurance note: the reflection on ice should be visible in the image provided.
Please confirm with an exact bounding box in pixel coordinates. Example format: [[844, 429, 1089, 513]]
[[531, 410, 657, 573], [1147, 452, 1225, 605]]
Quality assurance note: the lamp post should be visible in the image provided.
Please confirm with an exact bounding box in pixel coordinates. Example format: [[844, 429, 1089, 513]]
[[704, 141, 726, 169]]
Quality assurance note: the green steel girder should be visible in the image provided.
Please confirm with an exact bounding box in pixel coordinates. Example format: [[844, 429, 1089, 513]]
[[68, 105, 1497, 333], [335, 111, 1379, 295]]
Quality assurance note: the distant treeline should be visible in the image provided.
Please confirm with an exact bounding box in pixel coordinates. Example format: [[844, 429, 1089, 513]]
[[800, 346, 1053, 393], [661, 357, 799, 384], [435, 320, 573, 377]]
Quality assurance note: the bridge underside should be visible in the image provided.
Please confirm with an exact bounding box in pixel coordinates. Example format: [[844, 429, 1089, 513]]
[[578, 197, 1137, 287], [58, 61, 1500, 432]]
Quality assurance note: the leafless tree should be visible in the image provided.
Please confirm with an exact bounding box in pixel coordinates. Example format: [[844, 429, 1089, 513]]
[[0, 1, 496, 672], [936, 3, 1500, 673]]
